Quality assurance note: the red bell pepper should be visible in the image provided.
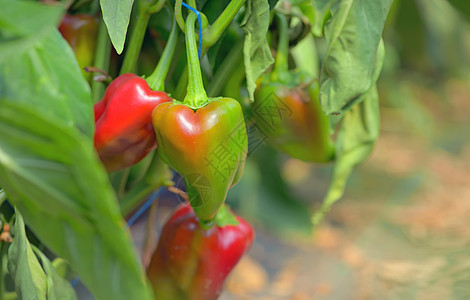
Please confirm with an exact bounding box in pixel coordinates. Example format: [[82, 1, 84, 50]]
[[94, 74, 171, 172], [147, 204, 254, 300], [93, 21, 179, 172]]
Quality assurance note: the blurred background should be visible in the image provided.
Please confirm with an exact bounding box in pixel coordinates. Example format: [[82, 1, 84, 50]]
[[219, 0, 470, 299], [123, 0, 470, 299]]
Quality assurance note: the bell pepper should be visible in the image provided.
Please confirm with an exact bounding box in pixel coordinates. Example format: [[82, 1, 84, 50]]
[[94, 21, 179, 172], [94, 74, 171, 172], [147, 204, 254, 300], [152, 13, 247, 223], [252, 13, 334, 162], [59, 14, 99, 81]]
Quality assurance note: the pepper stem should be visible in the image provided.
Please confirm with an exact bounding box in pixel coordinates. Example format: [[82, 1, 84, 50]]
[[146, 17, 179, 91], [183, 13, 208, 108], [271, 13, 289, 82]]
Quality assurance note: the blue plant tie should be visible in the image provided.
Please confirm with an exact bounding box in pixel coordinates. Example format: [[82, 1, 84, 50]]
[[126, 187, 165, 228]]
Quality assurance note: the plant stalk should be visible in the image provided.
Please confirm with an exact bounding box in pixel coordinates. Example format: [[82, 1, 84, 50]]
[[146, 17, 179, 91], [92, 17, 111, 102], [204, 0, 246, 47], [183, 13, 208, 107], [272, 13, 289, 81]]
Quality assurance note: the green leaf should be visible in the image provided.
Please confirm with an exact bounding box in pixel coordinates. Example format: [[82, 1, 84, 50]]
[[0, 99, 153, 300], [100, 0, 135, 54], [7, 211, 47, 300], [319, 0, 392, 115], [298, 0, 334, 37], [242, 0, 275, 101], [0, 1, 94, 138], [0, 0, 63, 37], [32, 245, 77, 300], [328, 38, 384, 131], [52, 258, 76, 281], [312, 85, 380, 225], [448, 0, 470, 21]]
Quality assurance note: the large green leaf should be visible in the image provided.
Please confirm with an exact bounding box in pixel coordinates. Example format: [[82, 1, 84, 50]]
[[0, 1, 93, 138], [319, 0, 392, 115], [312, 85, 380, 225], [7, 212, 48, 300], [100, 0, 134, 54], [242, 0, 274, 101], [298, 0, 334, 37], [0, 0, 62, 37], [0, 99, 153, 300]]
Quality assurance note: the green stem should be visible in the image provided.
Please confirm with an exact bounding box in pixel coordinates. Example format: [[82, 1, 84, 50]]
[[272, 13, 289, 81], [148, 0, 166, 14], [120, 0, 152, 75], [120, 152, 173, 216], [146, 18, 179, 91], [92, 18, 111, 103], [207, 39, 243, 96], [183, 13, 208, 107], [188, 0, 197, 8], [203, 0, 246, 48], [175, 0, 185, 33]]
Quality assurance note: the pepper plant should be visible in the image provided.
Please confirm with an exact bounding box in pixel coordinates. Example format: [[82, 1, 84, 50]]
[[0, 0, 393, 299]]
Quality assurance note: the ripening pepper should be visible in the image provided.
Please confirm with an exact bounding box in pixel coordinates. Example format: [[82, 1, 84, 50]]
[[59, 14, 98, 81], [252, 13, 334, 162], [94, 74, 171, 172], [147, 204, 254, 300], [152, 13, 247, 223], [94, 19, 179, 172]]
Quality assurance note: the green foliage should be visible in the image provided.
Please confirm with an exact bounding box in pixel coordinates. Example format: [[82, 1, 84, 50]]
[[313, 86, 380, 224], [242, 0, 275, 101], [7, 212, 48, 299], [100, 0, 135, 54], [319, 0, 393, 115], [0, 0, 62, 38], [0, 99, 152, 300], [7, 211, 77, 300], [0, 1, 93, 138], [0, 0, 403, 297]]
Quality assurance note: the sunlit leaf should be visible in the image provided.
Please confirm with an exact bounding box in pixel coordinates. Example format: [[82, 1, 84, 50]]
[[319, 0, 392, 115], [100, 0, 134, 54], [242, 0, 275, 101]]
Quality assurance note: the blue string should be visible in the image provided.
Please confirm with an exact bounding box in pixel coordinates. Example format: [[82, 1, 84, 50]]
[[176, 1, 202, 61], [126, 188, 165, 228], [126, 169, 177, 227]]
